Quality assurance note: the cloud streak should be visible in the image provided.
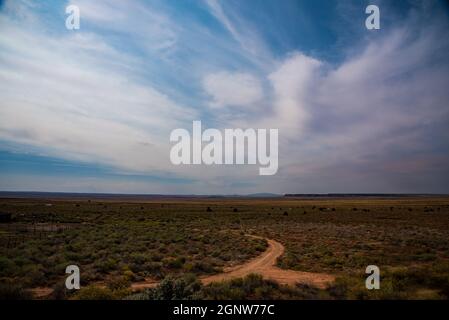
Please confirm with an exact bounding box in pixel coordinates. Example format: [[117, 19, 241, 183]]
[[0, 0, 449, 193]]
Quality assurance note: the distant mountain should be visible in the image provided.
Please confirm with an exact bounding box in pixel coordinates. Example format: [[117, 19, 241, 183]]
[[246, 193, 281, 198], [0, 191, 281, 200], [284, 193, 448, 198], [3, 191, 444, 200]]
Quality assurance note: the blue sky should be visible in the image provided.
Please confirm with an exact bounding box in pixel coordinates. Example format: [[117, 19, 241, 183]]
[[0, 0, 449, 194]]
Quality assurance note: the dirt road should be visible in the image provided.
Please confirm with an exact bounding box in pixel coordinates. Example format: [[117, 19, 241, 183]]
[[32, 236, 335, 296], [131, 236, 334, 291]]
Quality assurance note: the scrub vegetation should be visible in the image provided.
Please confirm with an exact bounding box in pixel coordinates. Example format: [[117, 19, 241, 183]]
[[0, 196, 448, 300]]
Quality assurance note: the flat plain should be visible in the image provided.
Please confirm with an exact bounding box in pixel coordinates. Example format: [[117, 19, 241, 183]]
[[0, 195, 448, 299]]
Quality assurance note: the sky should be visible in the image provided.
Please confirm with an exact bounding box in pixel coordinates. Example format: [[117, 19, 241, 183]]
[[0, 0, 449, 194]]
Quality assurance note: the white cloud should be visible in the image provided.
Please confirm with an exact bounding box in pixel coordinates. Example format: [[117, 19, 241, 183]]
[[203, 0, 272, 67], [266, 53, 322, 135], [69, 0, 178, 53], [1, 0, 449, 193], [0, 12, 196, 175], [203, 71, 263, 109], [271, 18, 449, 192]]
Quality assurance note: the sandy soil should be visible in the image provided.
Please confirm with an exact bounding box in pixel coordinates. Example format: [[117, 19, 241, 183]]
[[29, 287, 54, 299], [130, 279, 159, 291]]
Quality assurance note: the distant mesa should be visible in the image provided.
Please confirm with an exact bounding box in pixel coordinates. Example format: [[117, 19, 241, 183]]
[[284, 193, 447, 198]]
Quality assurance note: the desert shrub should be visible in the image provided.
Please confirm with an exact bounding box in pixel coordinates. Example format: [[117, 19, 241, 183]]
[[123, 269, 136, 281], [106, 276, 131, 291], [0, 256, 15, 276], [73, 286, 116, 300], [23, 264, 46, 286], [388, 266, 449, 298], [94, 258, 117, 273], [149, 252, 163, 262], [191, 261, 216, 274], [326, 267, 449, 300], [201, 274, 258, 299], [328, 272, 402, 300], [327, 283, 347, 300], [129, 252, 147, 264], [0, 282, 32, 300], [163, 257, 185, 269], [13, 256, 29, 268], [51, 282, 70, 300], [127, 274, 201, 300], [199, 274, 324, 300], [277, 251, 300, 269], [143, 261, 163, 275], [292, 283, 323, 299]]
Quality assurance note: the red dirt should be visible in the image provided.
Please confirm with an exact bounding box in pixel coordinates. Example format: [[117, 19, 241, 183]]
[[29, 287, 54, 299]]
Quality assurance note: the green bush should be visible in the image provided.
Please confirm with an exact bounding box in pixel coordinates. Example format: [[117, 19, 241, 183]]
[[73, 286, 116, 300], [126, 274, 201, 300]]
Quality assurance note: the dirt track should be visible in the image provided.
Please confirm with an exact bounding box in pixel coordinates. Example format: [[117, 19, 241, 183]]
[[131, 236, 335, 291], [32, 236, 335, 297]]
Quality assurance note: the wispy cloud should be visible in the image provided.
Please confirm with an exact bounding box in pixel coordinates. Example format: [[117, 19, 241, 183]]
[[0, 5, 197, 176], [1, 0, 449, 193], [203, 0, 273, 68]]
